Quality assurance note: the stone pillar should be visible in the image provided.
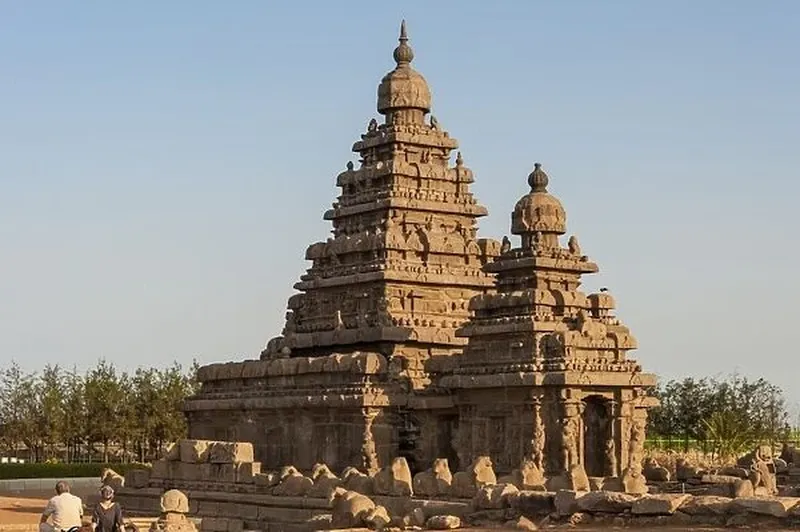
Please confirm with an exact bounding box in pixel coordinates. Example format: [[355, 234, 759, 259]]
[[529, 394, 545, 471], [361, 408, 380, 475], [605, 400, 619, 477], [559, 395, 581, 471]]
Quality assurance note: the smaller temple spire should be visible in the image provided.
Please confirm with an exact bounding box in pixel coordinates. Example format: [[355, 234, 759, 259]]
[[393, 19, 415, 67], [528, 163, 549, 193]]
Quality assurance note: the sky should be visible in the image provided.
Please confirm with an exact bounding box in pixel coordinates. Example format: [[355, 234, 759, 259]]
[[1, 2, 798, 405]]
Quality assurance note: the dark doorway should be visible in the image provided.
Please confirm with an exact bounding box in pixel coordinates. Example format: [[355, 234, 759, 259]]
[[437, 415, 460, 472], [582, 396, 611, 477]]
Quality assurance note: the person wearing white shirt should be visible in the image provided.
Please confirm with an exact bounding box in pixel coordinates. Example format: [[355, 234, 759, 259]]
[[40, 480, 84, 532]]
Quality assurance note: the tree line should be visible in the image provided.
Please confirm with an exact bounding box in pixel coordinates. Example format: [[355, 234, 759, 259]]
[[647, 373, 791, 460], [0, 360, 200, 463]]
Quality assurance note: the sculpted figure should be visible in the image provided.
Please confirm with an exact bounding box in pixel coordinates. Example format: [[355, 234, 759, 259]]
[[500, 236, 511, 254], [367, 118, 378, 133], [568, 235, 581, 255], [604, 438, 617, 477], [532, 406, 545, 470], [430, 114, 440, 130], [560, 418, 579, 470]]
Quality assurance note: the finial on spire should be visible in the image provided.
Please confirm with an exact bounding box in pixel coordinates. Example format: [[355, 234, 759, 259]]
[[393, 19, 414, 67], [456, 151, 464, 167], [528, 162, 549, 192]]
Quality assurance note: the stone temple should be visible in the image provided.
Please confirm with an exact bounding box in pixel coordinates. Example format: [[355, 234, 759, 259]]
[[184, 22, 657, 481]]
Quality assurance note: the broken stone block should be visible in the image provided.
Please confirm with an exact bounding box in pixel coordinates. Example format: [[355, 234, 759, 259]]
[[511, 459, 545, 490], [342, 466, 374, 495], [642, 457, 671, 482], [208, 441, 254, 464], [364, 505, 391, 529], [621, 467, 648, 495], [554, 490, 587, 516], [329, 487, 377, 529], [161, 489, 190, 514], [412, 458, 452, 497], [451, 456, 497, 499], [576, 491, 638, 513], [179, 440, 211, 463], [546, 464, 590, 492], [675, 458, 702, 482], [730, 496, 800, 518], [631, 494, 692, 515], [678, 495, 732, 516], [503, 515, 538, 530], [425, 515, 461, 530], [508, 491, 555, 516], [253, 471, 279, 488], [272, 471, 313, 496], [472, 483, 519, 510], [372, 456, 412, 496], [733, 478, 754, 498], [307, 463, 342, 498], [151, 460, 171, 480], [236, 462, 260, 483]]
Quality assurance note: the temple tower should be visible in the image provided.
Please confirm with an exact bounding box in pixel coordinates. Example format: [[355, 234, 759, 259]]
[[446, 164, 657, 476], [187, 22, 499, 473], [262, 21, 499, 392]]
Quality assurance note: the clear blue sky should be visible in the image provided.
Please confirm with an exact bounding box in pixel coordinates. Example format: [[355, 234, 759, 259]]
[[1, 2, 798, 405]]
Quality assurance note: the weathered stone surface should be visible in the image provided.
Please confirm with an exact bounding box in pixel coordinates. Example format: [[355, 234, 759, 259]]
[[504, 515, 538, 530], [425, 515, 461, 529], [180, 440, 211, 463], [451, 456, 496, 499], [364, 504, 391, 529], [547, 464, 590, 492], [343, 466, 374, 495], [508, 491, 555, 516], [554, 490, 587, 516], [642, 458, 670, 482], [730, 496, 800, 518], [631, 494, 692, 515], [511, 459, 545, 491], [273, 472, 313, 497], [253, 471, 279, 488], [733, 478, 754, 498], [678, 495, 732, 516], [576, 491, 638, 513], [621, 467, 648, 495], [472, 483, 519, 510], [718, 466, 749, 479], [165, 442, 181, 461], [676, 458, 702, 482], [329, 488, 376, 529], [124, 468, 151, 489], [700, 474, 741, 484], [308, 463, 342, 498], [208, 441, 254, 464], [412, 458, 452, 497], [373, 456, 412, 496], [161, 489, 190, 514]]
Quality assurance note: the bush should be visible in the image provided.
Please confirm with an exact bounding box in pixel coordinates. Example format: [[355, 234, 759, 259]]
[[0, 462, 150, 480]]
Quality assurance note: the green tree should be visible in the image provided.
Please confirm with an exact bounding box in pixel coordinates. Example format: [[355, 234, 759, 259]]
[[84, 360, 127, 462]]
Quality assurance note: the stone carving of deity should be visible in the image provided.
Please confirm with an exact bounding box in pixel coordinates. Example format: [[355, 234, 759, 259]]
[[560, 417, 579, 471]]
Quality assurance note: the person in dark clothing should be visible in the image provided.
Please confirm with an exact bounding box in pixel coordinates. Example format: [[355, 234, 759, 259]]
[[91, 485, 124, 532]]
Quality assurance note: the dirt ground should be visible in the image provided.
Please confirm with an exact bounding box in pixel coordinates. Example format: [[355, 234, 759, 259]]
[[0, 495, 48, 524]]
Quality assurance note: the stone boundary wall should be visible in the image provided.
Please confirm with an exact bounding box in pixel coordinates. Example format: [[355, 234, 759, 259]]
[[117, 439, 800, 530], [0, 476, 100, 494]]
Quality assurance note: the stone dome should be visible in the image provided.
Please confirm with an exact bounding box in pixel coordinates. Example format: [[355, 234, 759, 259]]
[[377, 21, 431, 115], [511, 163, 567, 235]]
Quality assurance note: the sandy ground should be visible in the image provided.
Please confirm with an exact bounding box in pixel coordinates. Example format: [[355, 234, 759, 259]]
[[0, 495, 48, 524]]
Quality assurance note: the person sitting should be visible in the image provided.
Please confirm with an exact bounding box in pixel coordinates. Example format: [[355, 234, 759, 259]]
[[40, 480, 84, 532], [91, 485, 124, 532]]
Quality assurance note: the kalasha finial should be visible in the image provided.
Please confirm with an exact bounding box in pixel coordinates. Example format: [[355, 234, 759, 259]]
[[528, 162, 549, 192], [393, 20, 414, 67]]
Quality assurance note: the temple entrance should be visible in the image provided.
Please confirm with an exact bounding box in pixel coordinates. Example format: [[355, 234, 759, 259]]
[[437, 415, 460, 472], [582, 396, 611, 477]]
